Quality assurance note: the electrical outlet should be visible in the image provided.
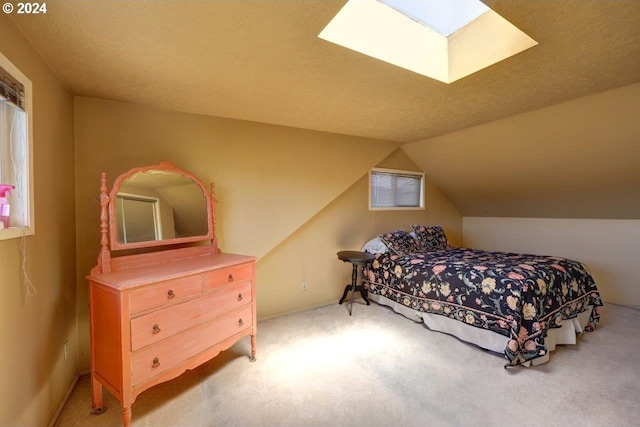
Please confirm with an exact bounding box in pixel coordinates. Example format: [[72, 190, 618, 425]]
[[301, 280, 308, 291], [64, 341, 68, 361]]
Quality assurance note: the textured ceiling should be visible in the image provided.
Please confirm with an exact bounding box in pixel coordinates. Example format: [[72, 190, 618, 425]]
[[8, 1, 640, 219], [10, 0, 640, 143]]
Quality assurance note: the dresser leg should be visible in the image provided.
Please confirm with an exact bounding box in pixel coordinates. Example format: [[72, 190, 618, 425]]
[[91, 377, 106, 414], [249, 334, 256, 362], [122, 406, 132, 427]]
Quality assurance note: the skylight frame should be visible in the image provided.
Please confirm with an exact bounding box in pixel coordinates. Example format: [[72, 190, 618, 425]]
[[318, 0, 538, 84]]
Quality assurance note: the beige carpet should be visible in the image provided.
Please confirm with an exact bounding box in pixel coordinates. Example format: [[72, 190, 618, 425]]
[[55, 301, 640, 427]]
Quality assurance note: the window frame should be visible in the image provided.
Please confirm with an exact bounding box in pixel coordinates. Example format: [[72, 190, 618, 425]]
[[368, 167, 425, 211], [0, 51, 34, 240]]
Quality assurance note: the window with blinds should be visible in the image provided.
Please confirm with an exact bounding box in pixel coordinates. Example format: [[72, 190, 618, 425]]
[[1, 51, 34, 240], [369, 167, 424, 210], [0, 65, 25, 109]]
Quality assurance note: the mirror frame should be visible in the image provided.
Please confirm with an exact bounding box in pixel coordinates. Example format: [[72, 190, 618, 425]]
[[107, 161, 215, 251]]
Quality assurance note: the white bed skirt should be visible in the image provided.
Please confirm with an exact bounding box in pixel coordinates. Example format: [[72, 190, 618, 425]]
[[368, 293, 593, 366]]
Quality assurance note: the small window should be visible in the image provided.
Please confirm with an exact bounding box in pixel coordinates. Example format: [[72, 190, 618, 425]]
[[369, 167, 424, 210], [0, 52, 34, 240]]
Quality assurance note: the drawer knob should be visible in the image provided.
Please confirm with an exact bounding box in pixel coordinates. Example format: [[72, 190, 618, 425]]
[[237, 293, 243, 302], [228, 274, 234, 282], [152, 324, 161, 334], [152, 357, 160, 368], [238, 318, 244, 327], [167, 289, 175, 299]]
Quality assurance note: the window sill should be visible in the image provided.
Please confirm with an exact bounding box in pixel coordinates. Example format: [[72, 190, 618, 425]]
[[369, 206, 425, 211], [0, 226, 34, 241]]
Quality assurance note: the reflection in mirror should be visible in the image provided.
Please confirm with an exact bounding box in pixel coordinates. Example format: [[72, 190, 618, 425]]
[[116, 194, 162, 243], [116, 170, 208, 245]]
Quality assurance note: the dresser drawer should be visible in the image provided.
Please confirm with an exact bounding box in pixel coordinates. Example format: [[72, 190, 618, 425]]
[[129, 275, 202, 314], [130, 281, 253, 351], [131, 305, 253, 386], [204, 262, 253, 290]]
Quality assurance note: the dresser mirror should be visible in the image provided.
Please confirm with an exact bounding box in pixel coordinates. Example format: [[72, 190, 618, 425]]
[[106, 161, 214, 251]]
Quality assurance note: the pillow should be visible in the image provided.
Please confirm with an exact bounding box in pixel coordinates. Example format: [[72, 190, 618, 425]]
[[411, 224, 448, 251], [362, 237, 389, 254], [379, 230, 419, 256]]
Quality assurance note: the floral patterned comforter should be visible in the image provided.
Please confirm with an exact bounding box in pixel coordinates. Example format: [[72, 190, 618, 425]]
[[363, 247, 603, 366]]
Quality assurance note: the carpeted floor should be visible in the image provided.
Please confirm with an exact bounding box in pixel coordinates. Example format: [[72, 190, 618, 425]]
[[55, 301, 640, 427]]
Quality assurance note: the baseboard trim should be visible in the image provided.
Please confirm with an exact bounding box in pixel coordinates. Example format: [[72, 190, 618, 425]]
[[47, 372, 80, 427], [257, 301, 336, 322]]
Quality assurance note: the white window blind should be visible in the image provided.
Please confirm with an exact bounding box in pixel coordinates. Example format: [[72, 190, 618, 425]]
[[369, 168, 424, 210], [0, 64, 25, 109]]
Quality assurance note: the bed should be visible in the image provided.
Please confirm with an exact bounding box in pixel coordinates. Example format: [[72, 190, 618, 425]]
[[362, 225, 603, 367]]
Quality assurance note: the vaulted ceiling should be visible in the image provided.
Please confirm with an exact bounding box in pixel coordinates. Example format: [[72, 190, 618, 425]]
[[10, 0, 640, 219]]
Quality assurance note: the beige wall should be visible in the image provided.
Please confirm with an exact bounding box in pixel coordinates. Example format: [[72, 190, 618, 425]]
[[258, 148, 462, 318], [463, 217, 640, 305], [0, 14, 76, 427], [74, 98, 461, 370]]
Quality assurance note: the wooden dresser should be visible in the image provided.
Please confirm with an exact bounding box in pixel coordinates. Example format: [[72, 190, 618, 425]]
[[87, 162, 256, 427]]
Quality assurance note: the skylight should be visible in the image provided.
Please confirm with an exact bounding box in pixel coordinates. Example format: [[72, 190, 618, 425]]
[[379, 0, 489, 36], [318, 0, 537, 84]]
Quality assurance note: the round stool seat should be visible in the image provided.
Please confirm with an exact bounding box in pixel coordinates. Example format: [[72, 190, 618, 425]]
[[337, 250, 374, 264]]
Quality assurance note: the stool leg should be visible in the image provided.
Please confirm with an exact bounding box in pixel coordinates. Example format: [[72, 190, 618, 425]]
[[360, 284, 370, 305], [338, 284, 351, 304], [349, 263, 357, 316]]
